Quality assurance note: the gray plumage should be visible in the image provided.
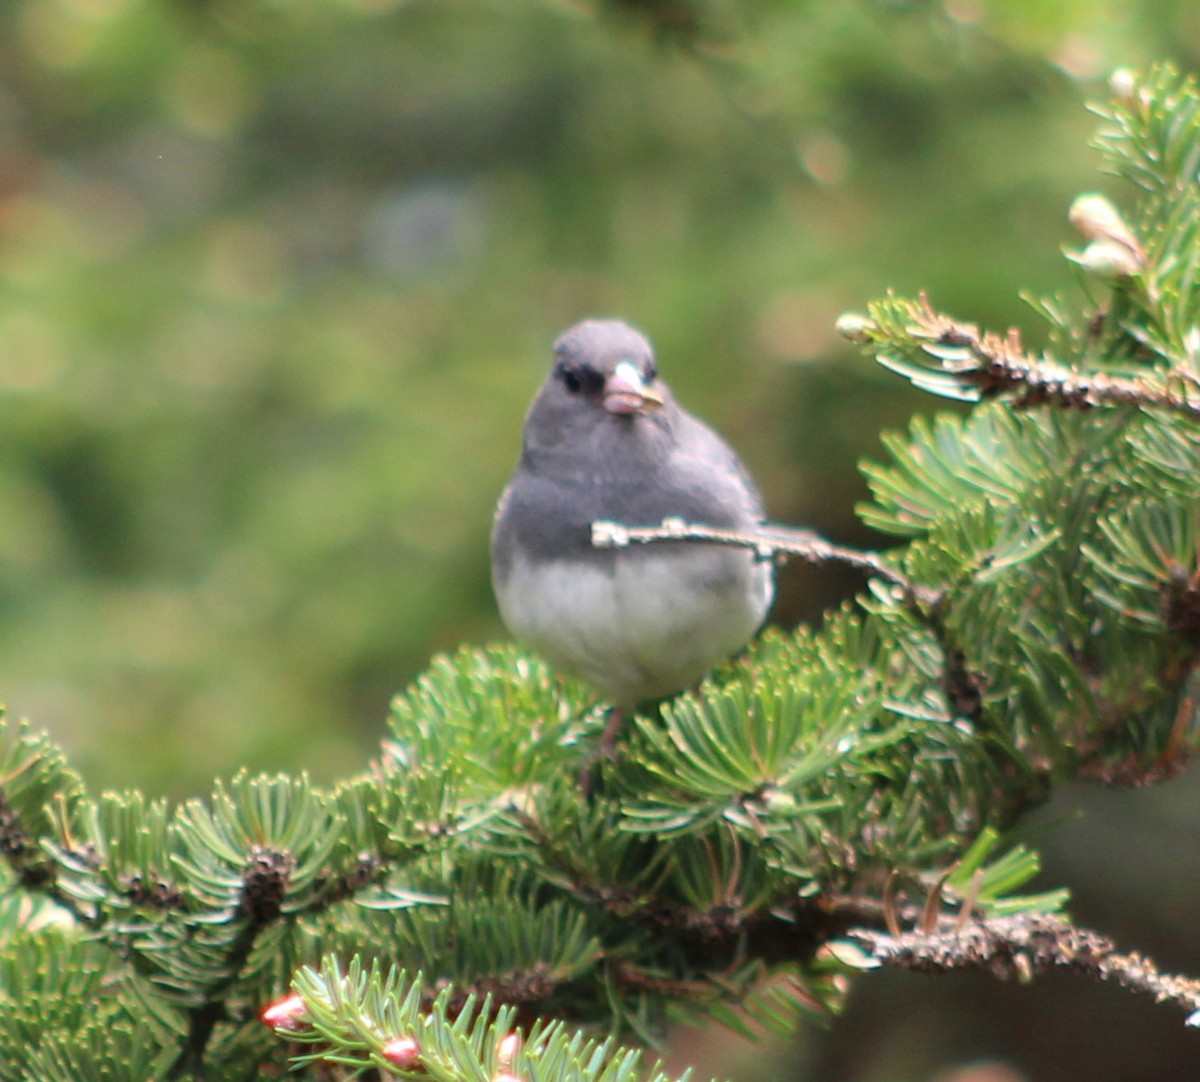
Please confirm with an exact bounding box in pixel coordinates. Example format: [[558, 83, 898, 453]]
[[491, 319, 774, 705]]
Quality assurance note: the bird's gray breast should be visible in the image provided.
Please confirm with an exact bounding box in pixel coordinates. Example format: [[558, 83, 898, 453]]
[[490, 406, 773, 703], [493, 539, 773, 705]]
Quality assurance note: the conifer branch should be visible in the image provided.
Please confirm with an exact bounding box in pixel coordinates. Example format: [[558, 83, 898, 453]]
[[848, 912, 1200, 1026], [0, 787, 62, 893], [848, 292, 1200, 415]]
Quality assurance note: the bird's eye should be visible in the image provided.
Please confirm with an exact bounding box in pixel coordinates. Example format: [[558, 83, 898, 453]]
[[556, 362, 600, 395], [645, 363, 658, 382]]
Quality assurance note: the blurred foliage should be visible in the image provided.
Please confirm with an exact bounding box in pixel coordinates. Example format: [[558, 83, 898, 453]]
[[2, 0, 1196, 793]]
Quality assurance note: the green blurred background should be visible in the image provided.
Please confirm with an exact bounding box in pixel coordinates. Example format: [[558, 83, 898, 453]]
[[2, 1, 1198, 1079]]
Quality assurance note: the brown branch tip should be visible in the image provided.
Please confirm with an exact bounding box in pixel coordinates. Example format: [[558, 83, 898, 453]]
[[905, 293, 1200, 418], [848, 911, 1200, 1028]]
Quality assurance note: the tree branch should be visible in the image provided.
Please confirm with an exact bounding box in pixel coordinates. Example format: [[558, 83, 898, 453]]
[[870, 292, 1200, 416], [591, 517, 941, 608], [848, 912, 1200, 1026]]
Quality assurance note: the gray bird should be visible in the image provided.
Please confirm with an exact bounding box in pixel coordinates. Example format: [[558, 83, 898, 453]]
[[491, 319, 774, 709]]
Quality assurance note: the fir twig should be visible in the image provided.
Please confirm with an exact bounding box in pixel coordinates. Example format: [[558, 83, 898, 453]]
[[848, 912, 1200, 1026], [852, 292, 1200, 414]]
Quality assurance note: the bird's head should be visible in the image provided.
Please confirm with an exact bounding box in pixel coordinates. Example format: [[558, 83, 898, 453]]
[[521, 319, 675, 460], [550, 319, 666, 417]]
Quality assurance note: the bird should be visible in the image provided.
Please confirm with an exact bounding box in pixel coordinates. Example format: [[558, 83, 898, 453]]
[[491, 319, 774, 713]]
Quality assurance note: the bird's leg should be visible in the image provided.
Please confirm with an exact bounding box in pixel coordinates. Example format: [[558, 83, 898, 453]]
[[578, 705, 625, 795], [597, 705, 625, 759]]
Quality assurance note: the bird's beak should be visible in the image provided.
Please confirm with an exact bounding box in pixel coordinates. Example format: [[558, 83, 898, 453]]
[[604, 360, 665, 416]]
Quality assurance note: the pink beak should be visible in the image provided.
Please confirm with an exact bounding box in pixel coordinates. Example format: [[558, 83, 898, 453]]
[[603, 361, 665, 415]]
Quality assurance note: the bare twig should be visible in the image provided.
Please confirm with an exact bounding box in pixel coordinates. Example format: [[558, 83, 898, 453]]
[[591, 517, 941, 608], [848, 911, 1200, 1026]]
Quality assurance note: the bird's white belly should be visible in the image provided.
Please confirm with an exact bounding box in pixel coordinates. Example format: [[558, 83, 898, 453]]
[[496, 546, 773, 705]]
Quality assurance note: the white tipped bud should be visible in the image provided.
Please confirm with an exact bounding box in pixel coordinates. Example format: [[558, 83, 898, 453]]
[[835, 312, 875, 342], [260, 993, 307, 1030], [382, 1036, 421, 1069], [1071, 239, 1144, 282], [1109, 68, 1137, 104], [497, 1033, 521, 1071], [1068, 193, 1141, 254]]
